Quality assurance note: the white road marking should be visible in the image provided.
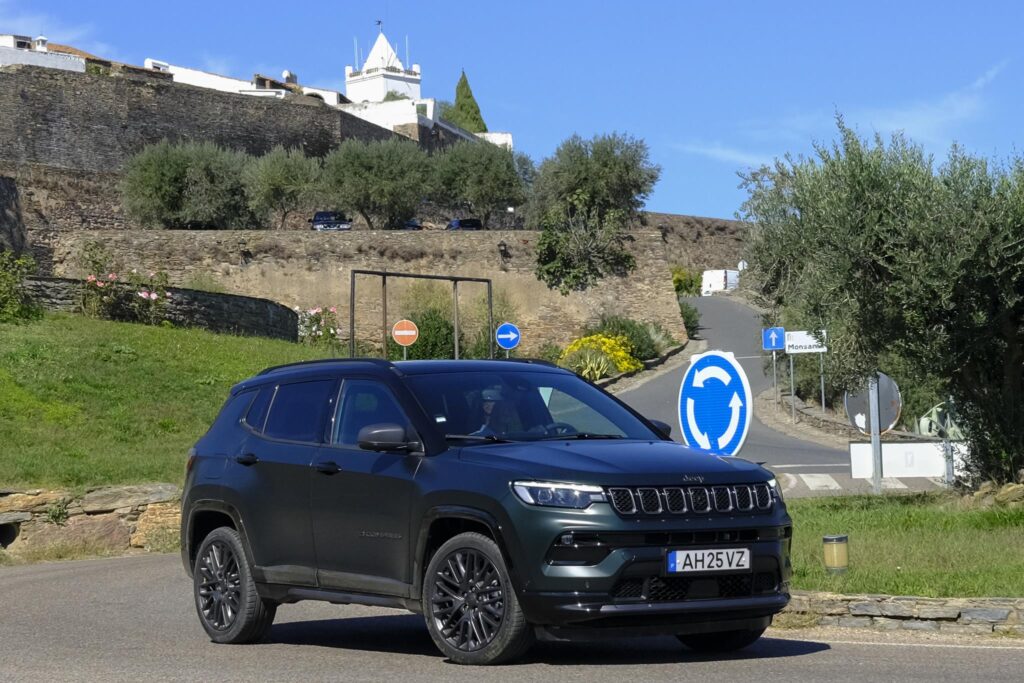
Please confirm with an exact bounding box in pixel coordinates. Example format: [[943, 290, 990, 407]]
[[811, 639, 1024, 651], [799, 474, 842, 491], [771, 463, 847, 469], [881, 477, 908, 489], [779, 473, 798, 493]]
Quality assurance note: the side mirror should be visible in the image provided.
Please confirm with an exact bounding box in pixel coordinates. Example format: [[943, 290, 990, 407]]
[[357, 423, 420, 452], [649, 419, 672, 438]]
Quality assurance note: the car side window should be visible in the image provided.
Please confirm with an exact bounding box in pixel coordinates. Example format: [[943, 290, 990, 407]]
[[332, 379, 413, 447], [243, 386, 275, 433], [263, 379, 336, 443], [541, 386, 626, 436]]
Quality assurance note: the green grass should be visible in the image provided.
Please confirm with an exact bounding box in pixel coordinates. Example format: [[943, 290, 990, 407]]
[[0, 313, 332, 489], [788, 493, 1024, 597]]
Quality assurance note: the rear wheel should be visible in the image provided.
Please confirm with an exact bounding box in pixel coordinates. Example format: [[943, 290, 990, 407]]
[[677, 627, 766, 653], [422, 532, 534, 665], [193, 526, 276, 644]]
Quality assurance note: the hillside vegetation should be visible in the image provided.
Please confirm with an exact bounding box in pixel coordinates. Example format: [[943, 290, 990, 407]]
[[0, 314, 329, 489]]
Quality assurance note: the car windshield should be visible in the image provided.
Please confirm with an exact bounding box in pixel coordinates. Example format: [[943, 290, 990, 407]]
[[403, 370, 660, 442], [314, 212, 340, 221]]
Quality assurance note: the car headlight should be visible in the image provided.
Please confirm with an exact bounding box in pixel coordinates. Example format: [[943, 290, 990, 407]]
[[767, 477, 784, 502], [512, 481, 605, 509]]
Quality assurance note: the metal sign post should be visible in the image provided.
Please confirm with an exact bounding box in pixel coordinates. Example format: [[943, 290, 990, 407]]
[[789, 355, 796, 423], [819, 353, 826, 415], [761, 327, 785, 412], [773, 351, 778, 410], [868, 374, 883, 495]]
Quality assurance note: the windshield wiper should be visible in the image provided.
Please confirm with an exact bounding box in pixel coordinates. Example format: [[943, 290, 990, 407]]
[[538, 433, 625, 441], [444, 433, 514, 443]]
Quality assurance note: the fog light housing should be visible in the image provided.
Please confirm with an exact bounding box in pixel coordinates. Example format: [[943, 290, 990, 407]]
[[823, 534, 849, 574]]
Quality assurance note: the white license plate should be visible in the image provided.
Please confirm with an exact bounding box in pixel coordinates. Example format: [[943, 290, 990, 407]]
[[667, 548, 751, 573]]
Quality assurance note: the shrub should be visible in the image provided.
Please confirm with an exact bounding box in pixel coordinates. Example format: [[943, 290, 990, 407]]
[[297, 306, 344, 350], [388, 307, 462, 360], [536, 342, 562, 364], [585, 314, 659, 360], [643, 321, 676, 353], [0, 251, 40, 323], [672, 267, 702, 297], [81, 268, 173, 325], [561, 347, 613, 381], [559, 334, 642, 375], [679, 301, 701, 339]]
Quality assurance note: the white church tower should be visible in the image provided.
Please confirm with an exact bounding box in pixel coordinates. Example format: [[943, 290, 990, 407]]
[[345, 31, 421, 103]]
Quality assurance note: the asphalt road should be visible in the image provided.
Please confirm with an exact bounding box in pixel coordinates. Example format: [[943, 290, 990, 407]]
[[2, 554, 1022, 682], [620, 296, 848, 470]]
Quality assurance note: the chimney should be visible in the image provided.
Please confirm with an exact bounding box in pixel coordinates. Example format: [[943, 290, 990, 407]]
[[282, 69, 298, 84]]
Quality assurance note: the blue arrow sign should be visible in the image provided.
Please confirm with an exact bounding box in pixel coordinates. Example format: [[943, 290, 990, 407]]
[[762, 326, 785, 352], [495, 322, 521, 350], [677, 350, 752, 456]]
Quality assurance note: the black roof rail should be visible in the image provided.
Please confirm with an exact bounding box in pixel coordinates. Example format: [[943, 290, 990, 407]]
[[494, 357, 561, 368], [257, 357, 394, 376]]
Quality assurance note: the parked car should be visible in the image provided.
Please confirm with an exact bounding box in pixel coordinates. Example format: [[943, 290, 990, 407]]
[[309, 211, 352, 231], [181, 359, 791, 665], [402, 218, 423, 230], [445, 218, 483, 230]]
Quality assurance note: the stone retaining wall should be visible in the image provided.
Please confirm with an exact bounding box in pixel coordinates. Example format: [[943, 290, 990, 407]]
[[23, 276, 298, 341], [785, 590, 1024, 634]]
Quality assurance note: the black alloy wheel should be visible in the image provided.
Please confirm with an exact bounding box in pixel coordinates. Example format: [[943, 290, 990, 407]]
[[422, 532, 534, 665], [431, 548, 505, 651], [192, 526, 276, 644], [197, 539, 242, 630]]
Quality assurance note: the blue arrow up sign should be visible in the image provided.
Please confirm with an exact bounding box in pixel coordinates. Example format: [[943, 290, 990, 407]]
[[762, 326, 785, 351], [677, 350, 753, 456]]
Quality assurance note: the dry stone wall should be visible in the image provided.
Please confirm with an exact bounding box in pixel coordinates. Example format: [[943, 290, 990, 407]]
[[30, 228, 685, 349]]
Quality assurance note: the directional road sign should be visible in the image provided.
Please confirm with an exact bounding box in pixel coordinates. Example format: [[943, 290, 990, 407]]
[[785, 329, 827, 354], [762, 327, 785, 352], [495, 322, 521, 351], [677, 350, 752, 456], [391, 319, 419, 347]]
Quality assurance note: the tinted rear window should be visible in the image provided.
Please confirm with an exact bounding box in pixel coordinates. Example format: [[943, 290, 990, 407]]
[[244, 386, 275, 432], [263, 379, 336, 443]]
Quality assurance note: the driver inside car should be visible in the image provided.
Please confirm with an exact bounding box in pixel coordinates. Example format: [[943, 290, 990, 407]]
[[470, 387, 522, 437]]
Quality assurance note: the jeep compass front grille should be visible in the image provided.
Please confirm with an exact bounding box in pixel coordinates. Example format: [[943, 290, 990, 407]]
[[606, 484, 773, 516]]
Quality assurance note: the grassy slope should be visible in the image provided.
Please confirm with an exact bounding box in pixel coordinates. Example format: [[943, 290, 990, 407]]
[[0, 314, 330, 489], [788, 494, 1024, 597]]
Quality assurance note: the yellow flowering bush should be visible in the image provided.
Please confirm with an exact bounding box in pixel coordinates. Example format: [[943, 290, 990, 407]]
[[558, 334, 642, 376]]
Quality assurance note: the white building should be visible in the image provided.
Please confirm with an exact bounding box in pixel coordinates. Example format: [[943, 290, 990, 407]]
[[0, 34, 86, 72], [344, 32, 421, 103], [143, 59, 347, 105]]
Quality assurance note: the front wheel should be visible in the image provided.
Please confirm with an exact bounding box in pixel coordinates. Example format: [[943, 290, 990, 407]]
[[422, 532, 534, 665], [193, 526, 276, 644], [677, 627, 766, 653]]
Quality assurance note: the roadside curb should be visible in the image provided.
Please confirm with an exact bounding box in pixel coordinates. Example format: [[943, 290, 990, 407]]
[[784, 589, 1024, 635], [594, 341, 691, 390]]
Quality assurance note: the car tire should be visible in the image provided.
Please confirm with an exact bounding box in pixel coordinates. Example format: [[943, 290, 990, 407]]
[[422, 531, 534, 665], [677, 627, 766, 653], [193, 526, 276, 644]]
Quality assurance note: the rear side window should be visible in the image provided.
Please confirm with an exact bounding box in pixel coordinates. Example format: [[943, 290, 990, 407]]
[[263, 379, 336, 443], [244, 386, 275, 432]]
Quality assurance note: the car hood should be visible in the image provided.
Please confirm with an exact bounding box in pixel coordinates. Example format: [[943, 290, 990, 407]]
[[457, 439, 770, 486]]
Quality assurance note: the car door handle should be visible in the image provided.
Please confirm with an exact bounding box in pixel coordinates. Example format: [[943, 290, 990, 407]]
[[315, 461, 341, 475], [235, 453, 259, 466]]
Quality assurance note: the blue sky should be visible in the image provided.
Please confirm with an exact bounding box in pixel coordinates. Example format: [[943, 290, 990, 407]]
[[4, 0, 1021, 219]]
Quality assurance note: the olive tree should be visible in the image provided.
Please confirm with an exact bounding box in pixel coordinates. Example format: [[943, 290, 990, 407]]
[[434, 142, 525, 227], [242, 146, 320, 230], [743, 120, 1024, 483]]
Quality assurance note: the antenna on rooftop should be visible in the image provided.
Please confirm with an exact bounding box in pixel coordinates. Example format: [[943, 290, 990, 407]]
[[405, 36, 409, 69], [353, 37, 359, 69]]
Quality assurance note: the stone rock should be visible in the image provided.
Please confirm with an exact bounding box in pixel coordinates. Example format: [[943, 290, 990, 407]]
[[80, 484, 179, 514], [0, 491, 65, 514], [975, 481, 998, 496], [960, 608, 1012, 623], [994, 624, 1024, 635], [878, 601, 916, 618], [900, 620, 939, 631], [994, 483, 1024, 506], [0, 511, 32, 525], [810, 598, 850, 616], [10, 513, 129, 554], [838, 616, 873, 628], [130, 502, 181, 549], [871, 617, 903, 630], [849, 601, 882, 616], [918, 604, 962, 620]]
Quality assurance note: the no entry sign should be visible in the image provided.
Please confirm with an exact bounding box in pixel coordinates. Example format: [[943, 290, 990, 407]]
[[391, 319, 419, 347]]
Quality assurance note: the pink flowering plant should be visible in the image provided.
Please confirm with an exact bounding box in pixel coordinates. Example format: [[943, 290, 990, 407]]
[[80, 266, 172, 325], [296, 306, 345, 350], [81, 272, 121, 318], [126, 269, 172, 325]]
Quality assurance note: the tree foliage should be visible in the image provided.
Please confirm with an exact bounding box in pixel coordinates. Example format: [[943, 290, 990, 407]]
[[121, 140, 255, 229], [434, 142, 524, 226], [0, 250, 39, 323], [320, 138, 432, 230], [742, 120, 1024, 482], [532, 133, 660, 226], [445, 71, 488, 133], [535, 209, 636, 295], [242, 146, 320, 230]]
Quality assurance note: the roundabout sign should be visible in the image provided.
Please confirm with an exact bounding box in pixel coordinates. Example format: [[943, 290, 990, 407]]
[[677, 350, 752, 456]]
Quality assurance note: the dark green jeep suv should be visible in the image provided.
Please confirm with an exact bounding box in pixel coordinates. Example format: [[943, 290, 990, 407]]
[[181, 359, 791, 664]]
